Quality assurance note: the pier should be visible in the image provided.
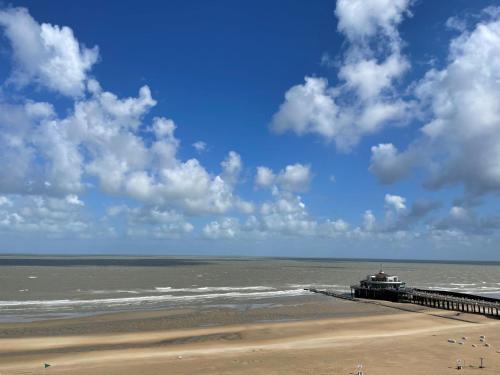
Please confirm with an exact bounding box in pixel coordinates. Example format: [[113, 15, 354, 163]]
[[306, 287, 500, 318], [305, 288, 355, 301], [409, 288, 500, 317], [306, 270, 500, 318]]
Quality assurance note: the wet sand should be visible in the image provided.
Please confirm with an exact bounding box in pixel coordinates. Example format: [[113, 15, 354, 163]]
[[1, 298, 500, 374]]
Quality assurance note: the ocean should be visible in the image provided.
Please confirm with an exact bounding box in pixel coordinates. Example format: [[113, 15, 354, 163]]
[[1, 256, 499, 322]]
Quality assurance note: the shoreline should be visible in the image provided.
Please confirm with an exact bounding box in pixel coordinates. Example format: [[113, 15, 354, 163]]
[[1, 298, 500, 374], [0, 295, 404, 337]]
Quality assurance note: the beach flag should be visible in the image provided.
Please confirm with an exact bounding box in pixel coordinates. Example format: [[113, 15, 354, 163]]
[[44, 363, 51, 368]]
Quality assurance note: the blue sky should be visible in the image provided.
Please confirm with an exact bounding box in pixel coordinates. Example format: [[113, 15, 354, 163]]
[[1, 0, 500, 260]]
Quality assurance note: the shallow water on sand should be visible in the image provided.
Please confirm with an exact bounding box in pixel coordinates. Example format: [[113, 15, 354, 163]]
[[1, 256, 499, 322]]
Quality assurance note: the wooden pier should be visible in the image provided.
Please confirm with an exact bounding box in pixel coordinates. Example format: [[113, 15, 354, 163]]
[[409, 288, 500, 317], [306, 287, 500, 318], [305, 288, 355, 301]]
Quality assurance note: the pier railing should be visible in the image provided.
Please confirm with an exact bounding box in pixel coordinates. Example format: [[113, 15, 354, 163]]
[[407, 288, 500, 317], [306, 286, 500, 318]]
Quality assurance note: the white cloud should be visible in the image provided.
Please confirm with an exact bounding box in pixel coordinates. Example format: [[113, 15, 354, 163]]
[[35, 120, 85, 194], [192, 141, 207, 153], [0, 83, 156, 196], [0, 102, 54, 195], [203, 217, 239, 239], [0, 196, 13, 207], [107, 205, 193, 239], [432, 205, 500, 235], [202, 193, 328, 240], [320, 219, 350, 237], [271, 77, 339, 140], [339, 54, 409, 102], [270, 0, 412, 151], [384, 194, 406, 212], [277, 164, 311, 192], [335, 0, 412, 42], [383, 194, 407, 230], [0, 195, 91, 237], [151, 117, 179, 169], [255, 163, 311, 192], [362, 210, 376, 231], [446, 16, 467, 32], [124, 159, 235, 214], [235, 199, 254, 214], [369, 143, 418, 184], [255, 166, 276, 188], [221, 151, 242, 185], [259, 192, 317, 236], [370, 9, 500, 199], [0, 10, 247, 216], [0, 7, 98, 96], [65, 194, 84, 206]]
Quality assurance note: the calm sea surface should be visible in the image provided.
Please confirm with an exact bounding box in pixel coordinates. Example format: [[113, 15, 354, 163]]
[[1, 256, 499, 322]]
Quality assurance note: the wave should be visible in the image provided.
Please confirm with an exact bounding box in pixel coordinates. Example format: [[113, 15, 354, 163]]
[[84, 286, 276, 295], [287, 284, 345, 289], [153, 286, 275, 293], [0, 289, 308, 308], [87, 290, 141, 294], [423, 285, 500, 295]]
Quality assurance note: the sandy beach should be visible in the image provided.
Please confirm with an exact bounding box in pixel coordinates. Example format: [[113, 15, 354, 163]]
[[1, 297, 499, 374]]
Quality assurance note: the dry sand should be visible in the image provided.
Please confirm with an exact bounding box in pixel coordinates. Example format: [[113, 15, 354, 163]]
[[0, 298, 499, 374]]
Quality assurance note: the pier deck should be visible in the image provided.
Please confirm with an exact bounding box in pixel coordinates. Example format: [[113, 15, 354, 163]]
[[306, 287, 500, 318], [409, 288, 500, 317]]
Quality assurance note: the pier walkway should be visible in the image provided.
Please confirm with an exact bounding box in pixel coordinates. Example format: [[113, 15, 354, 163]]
[[409, 288, 500, 317], [306, 287, 500, 318]]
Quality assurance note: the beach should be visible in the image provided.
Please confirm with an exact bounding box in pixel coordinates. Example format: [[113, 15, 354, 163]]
[[2, 257, 500, 373], [1, 297, 500, 374]]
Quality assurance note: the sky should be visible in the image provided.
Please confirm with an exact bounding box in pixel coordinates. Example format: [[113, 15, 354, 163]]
[[1, 0, 500, 260]]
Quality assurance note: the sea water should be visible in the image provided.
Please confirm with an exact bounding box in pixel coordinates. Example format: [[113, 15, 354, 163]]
[[1, 256, 499, 322]]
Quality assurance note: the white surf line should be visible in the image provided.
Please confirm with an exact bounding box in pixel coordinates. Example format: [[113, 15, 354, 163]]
[[0, 289, 308, 308]]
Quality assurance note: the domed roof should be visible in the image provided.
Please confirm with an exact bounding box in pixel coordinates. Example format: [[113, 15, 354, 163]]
[[374, 271, 388, 280]]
